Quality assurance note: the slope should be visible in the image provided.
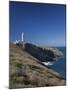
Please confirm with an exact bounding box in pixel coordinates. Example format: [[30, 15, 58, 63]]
[[9, 43, 65, 89]]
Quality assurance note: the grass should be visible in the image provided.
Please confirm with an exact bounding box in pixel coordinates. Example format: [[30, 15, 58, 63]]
[[9, 43, 65, 89]]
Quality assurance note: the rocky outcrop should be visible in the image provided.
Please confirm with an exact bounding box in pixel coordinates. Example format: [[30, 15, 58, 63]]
[[24, 43, 63, 62], [46, 48, 63, 57], [9, 43, 65, 89]]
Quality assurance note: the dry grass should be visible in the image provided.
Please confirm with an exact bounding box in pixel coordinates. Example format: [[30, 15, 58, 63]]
[[9, 43, 66, 89]]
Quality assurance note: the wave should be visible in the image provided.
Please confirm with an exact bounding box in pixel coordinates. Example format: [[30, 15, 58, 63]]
[[43, 61, 55, 66]]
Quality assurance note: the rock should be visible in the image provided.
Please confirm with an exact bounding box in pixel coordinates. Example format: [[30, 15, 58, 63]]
[[25, 43, 55, 62], [46, 48, 63, 57], [25, 43, 63, 62]]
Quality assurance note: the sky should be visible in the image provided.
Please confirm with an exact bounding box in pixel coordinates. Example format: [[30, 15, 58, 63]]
[[9, 1, 66, 47]]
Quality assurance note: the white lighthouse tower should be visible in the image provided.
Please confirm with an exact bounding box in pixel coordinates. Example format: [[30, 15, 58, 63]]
[[22, 32, 24, 42], [21, 32, 25, 49]]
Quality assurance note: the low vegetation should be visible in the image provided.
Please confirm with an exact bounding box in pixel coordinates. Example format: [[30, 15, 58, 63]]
[[9, 43, 65, 89]]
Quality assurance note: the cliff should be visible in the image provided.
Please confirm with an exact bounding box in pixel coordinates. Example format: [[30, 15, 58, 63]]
[[46, 48, 63, 57], [25, 43, 63, 62], [9, 43, 65, 89]]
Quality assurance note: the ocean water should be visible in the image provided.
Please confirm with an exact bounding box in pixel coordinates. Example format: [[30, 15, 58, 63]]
[[44, 47, 66, 79]]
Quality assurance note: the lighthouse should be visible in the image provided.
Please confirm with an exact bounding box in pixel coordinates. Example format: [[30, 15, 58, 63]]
[[22, 32, 24, 42], [21, 32, 25, 49]]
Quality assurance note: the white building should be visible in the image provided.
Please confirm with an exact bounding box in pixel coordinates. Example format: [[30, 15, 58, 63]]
[[14, 32, 24, 45]]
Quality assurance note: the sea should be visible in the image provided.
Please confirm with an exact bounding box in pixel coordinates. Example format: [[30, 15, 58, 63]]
[[44, 47, 66, 79]]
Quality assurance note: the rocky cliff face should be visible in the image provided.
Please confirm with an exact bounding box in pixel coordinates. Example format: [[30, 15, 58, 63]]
[[46, 48, 63, 57], [25, 43, 63, 62], [9, 43, 65, 89]]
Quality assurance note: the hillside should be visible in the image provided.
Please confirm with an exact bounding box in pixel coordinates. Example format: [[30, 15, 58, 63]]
[[9, 43, 65, 89]]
